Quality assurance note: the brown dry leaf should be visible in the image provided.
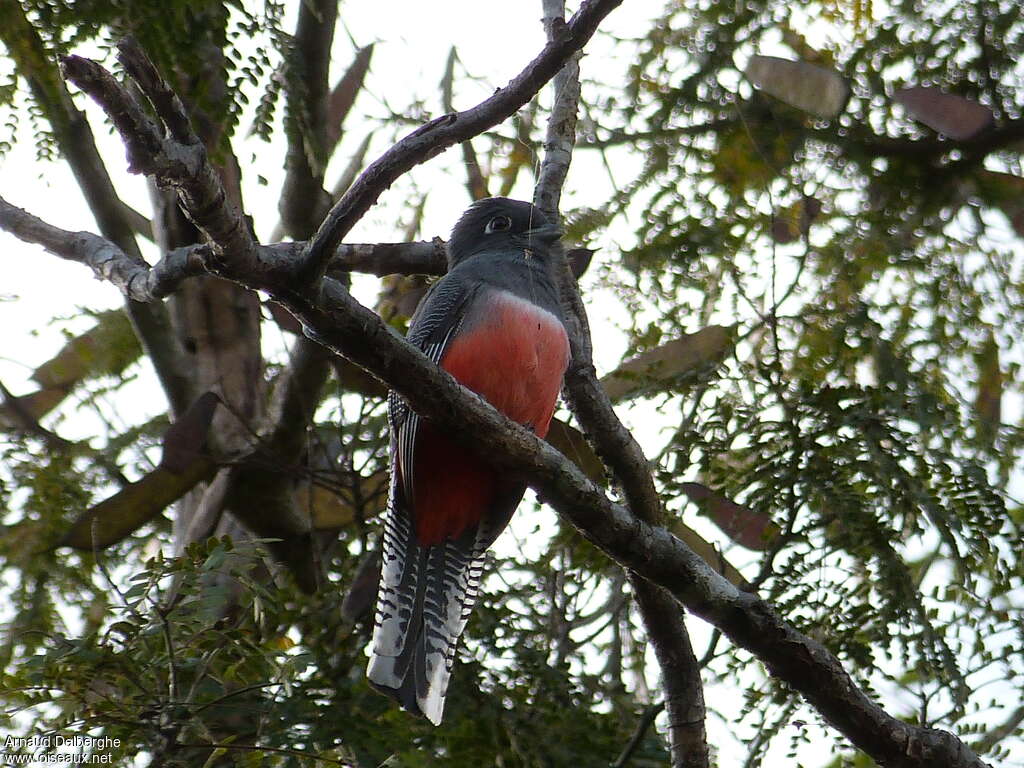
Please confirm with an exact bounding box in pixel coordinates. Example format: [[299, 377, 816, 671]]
[[160, 392, 220, 474], [745, 55, 850, 118], [602, 325, 733, 403], [680, 482, 780, 551], [894, 86, 994, 140]]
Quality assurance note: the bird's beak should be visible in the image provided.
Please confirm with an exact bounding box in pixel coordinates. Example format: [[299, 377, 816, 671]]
[[524, 225, 563, 245]]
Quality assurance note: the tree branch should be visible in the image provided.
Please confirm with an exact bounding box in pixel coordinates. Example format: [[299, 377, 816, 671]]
[[278, 0, 338, 239], [0, 195, 209, 301], [61, 41, 258, 265], [534, 0, 582, 220], [612, 701, 665, 768], [299, 0, 625, 284], [532, 3, 707, 762], [0, 5, 190, 415], [630, 578, 708, 768]]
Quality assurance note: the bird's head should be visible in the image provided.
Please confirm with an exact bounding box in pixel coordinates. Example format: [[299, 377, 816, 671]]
[[447, 197, 562, 267]]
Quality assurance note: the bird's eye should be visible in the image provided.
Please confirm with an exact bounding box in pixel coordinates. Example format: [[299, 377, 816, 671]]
[[484, 215, 512, 234]]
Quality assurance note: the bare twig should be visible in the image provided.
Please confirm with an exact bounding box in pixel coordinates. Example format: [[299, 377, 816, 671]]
[[612, 701, 665, 768]]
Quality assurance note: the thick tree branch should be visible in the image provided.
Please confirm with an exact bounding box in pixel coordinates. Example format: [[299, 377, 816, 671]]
[[299, 0, 624, 283], [35, 35, 993, 768], [327, 239, 447, 277], [278, 0, 338, 239], [630, 578, 708, 768]]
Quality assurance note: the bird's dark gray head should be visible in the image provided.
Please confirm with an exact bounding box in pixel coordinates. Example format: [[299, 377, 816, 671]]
[[447, 197, 561, 267]]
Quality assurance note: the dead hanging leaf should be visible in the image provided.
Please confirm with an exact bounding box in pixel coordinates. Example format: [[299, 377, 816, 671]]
[[973, 331, 1003, 447], [894, 86, 994, 140], [59, 458, 215, 550], [546, 418, 605, 484], [160, 391, 221, 474], [680, 482, 780, 551], [745, 55, 850, 118], [602, 326, 734, 403], [567, 247, 595, 279], [973, 170, 1024, 237], [325, 43, 374, 150], [341, 549, 383, 624]]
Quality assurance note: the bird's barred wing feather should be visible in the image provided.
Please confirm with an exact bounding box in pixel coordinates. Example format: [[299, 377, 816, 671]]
[[369, 277, 507, 725]]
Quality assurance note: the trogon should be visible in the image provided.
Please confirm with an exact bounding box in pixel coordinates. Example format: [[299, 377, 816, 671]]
[[367, 197, 570, 725]]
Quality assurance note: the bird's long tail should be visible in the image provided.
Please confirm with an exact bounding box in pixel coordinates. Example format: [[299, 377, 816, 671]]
[[367, 527, 483, 725]]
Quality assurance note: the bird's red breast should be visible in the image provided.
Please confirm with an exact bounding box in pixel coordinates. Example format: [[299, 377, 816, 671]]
[[412, 290, 569, 545]]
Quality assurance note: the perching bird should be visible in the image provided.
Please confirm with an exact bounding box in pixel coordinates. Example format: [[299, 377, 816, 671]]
[[366, 197, 570, 725]]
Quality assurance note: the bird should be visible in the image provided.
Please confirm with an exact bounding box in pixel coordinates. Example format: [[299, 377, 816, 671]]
[[366, 197, 570, 725]]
